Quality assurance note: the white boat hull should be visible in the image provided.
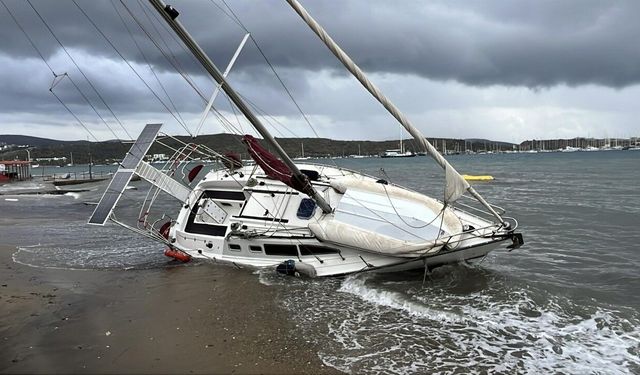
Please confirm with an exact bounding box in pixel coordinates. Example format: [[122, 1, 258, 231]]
[[166, 163, 518, 277]]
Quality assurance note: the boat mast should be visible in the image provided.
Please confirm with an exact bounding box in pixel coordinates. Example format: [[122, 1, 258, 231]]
[[148, 0, 332, 213], [286, 0, 505, 223]]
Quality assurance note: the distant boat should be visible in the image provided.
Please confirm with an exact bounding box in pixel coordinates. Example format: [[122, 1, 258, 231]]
[[561, 146, 579, 153], [293, 142, 311, 160], [381, 128, 415, 158], [582, 146, 599, 152], [381, 149, 416, 158], [66, 152, 74, 167], [348, 144, 367, 158]]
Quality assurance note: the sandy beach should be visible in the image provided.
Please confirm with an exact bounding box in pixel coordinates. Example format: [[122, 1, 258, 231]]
[[0, 245, 338, 374]]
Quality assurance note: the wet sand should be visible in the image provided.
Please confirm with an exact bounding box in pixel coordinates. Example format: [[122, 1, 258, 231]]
[[0, 245, 338, 374]]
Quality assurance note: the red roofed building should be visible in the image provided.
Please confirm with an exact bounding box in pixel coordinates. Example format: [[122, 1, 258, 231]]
[[0, 160, 31, 182]]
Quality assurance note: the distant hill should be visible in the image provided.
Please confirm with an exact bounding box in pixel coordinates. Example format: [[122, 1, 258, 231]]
[[0, 134, 82, 147], [464, 138, 515, 148], [0, 133, 517, 165]]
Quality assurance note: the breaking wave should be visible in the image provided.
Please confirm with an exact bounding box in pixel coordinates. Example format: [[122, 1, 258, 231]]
[[271, 268, 640, 374]]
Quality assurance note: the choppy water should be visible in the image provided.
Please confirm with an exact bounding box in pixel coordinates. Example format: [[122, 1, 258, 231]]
[[2, 152, 639, 373]]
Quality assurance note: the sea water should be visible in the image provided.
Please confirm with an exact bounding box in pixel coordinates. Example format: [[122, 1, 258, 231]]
[[1, 151, 639, 373]]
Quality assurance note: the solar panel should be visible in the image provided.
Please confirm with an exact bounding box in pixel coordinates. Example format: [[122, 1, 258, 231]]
[[88, 171, 134, 225], [88, 124, 162, 225], [120, 123, 162, 169]]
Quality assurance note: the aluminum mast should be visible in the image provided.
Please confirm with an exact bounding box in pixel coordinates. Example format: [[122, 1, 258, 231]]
[[148, 0, 332, 214], [286, 0, 505, 224]]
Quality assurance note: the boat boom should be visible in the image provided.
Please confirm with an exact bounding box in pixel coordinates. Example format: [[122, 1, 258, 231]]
[[286, 0, 505, 224]]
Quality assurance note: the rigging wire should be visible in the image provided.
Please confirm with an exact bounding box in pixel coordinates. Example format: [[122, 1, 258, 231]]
[[223, 88, 244, 133], [50, 87, 100, 142], [240, 94, 300, 138], [124, 0, 250, 145], [110, 0, 188, 130], [212, 0, 345, 166], [128, 0, 310, 152], [379, 168, 446, 229], [71, 0, 194, 137], [59, 74, 121, 142], [1, 0, 53, 74], [133, 0, 208, 99], [1, 0, 102, 142], [219, 0, 323, 139], [25, 0, 132, 140]]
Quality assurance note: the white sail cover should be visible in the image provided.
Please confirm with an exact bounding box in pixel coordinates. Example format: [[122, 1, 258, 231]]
[[309, 177, 463, 257]]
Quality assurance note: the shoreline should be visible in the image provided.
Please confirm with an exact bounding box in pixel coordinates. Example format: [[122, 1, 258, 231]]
[[0, 245, 338, 374]]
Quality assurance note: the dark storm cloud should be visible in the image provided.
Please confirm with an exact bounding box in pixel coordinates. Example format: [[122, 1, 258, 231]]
[[1, 0, 639, 142], [1, 0, 639, 89]]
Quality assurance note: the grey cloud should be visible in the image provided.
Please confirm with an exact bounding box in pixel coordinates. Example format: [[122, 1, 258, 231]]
[[1, 0, 639, 143], [1, 0, 639, 89]]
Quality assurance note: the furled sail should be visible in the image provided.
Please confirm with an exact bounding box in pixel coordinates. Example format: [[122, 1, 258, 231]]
[[242, 135, 316, 197]]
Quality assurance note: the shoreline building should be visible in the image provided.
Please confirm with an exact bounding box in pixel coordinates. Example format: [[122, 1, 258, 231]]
[[0, 160, 32, 183]]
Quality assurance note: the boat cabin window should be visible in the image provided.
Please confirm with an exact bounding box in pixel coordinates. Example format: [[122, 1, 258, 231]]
[[229, 244, 241, 251], [299, 245, 340, 255], [264, 244, 298, 257], [249, 245, 262, 253]]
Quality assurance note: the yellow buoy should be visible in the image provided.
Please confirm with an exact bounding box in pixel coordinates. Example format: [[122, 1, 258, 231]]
[[462, 175, 494, 181]]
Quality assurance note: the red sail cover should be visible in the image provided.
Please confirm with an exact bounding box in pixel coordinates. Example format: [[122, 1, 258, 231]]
[[242, 135, 312, 195]]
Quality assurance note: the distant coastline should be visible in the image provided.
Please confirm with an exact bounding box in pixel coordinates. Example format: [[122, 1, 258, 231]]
[[1, 133, 638, 165]]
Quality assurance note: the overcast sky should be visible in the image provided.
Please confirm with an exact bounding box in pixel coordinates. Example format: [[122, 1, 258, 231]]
[[1, 0, 639, 143]]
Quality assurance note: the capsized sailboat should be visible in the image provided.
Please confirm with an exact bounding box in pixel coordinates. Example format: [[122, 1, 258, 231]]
[[88, 0, 523, 277]]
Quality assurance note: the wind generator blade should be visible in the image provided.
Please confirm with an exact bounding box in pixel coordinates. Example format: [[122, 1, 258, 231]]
[[88, 123, 162, 225]]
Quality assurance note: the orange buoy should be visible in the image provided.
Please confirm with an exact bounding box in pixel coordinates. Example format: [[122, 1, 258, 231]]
[[164, 248, 191, 262]]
